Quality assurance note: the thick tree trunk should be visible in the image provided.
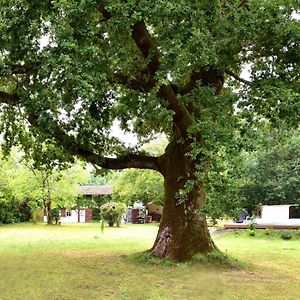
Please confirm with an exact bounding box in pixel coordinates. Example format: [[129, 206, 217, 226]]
[[151, 141, 217, 261]]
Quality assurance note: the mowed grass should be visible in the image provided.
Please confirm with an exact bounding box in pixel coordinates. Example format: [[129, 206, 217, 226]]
[[0, 223, 300, 300]]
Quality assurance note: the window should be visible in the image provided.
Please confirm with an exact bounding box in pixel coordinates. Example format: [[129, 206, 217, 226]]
[[66, 210, 72, 217], [289, 206, 300, 219]]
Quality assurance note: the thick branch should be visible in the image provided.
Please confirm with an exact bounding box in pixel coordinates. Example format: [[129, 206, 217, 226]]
[[0, 91, 19, 105], [130, 20, 194, 136], [131, 20, 160, 79], [102, 18, 158, 92], [96, 4, 112, 21], [101, 154, 159, 170], [225, 69, 251, 85], [111, 72, 152, 92], [11, 64, 34, 75], [172, 68, 224, 96], [158, 85, 192, 137]]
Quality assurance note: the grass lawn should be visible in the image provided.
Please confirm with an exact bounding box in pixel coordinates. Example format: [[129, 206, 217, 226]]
[[0, 223, 300, 300]]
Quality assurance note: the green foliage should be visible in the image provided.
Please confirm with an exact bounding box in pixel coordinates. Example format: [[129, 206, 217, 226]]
[[192, 251, 241, 268], [129, 251, 174, 267], [0, 196, 31, 224], [51, 208, 61, 225], [240, 128, 300, 213], [100, 202, 126, 227], [87, 170, 118, 186], [112, 169, 164, 206], [248, 230, 256, 237], [280, 231, 292, 240], [27, 200, 41, 224], [0, 1, 298, 155], [0, 150, 88, 224]]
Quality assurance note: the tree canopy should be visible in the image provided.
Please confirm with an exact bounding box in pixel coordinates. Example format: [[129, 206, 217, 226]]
[[1, 1, 299, 165]]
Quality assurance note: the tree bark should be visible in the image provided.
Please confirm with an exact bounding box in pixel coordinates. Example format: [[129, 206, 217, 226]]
[[151, 140, 217, 261], [45, 199, 52, 224], [42, 175, 52, 224]]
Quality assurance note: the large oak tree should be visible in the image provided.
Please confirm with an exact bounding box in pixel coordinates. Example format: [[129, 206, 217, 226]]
[[0, 0, 299, 261]]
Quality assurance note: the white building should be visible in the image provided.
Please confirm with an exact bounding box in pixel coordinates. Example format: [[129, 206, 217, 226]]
[[43, 185, 112, 223], [255, 204, 300, 226]]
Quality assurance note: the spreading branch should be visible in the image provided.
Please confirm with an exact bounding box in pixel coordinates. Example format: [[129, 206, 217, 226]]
[[112, 20, 160, 92], [0, 91, 161, 172], [27, 113, 160, 171], [94, 9, 192, 137], [111, 72, 152, 93]]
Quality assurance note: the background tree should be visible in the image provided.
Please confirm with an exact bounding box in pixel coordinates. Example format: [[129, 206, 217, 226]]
[[112, 138, 166, 206], [112, 169, 164, 206], [0, 149, 88, 224], [240, 127, 300, 213], [0, 155, 31, 224], [0, 1, 299, 261]]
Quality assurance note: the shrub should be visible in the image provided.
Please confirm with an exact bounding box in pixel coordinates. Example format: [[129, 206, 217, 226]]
[[249, 229, 256, 237], [51, 208, 61, 225], [0, 199, 31, 224], [280, 231, 292, 240], [100, 202, 126, 227], [249, 215, 257, 231], [264, 229, 270, 236]]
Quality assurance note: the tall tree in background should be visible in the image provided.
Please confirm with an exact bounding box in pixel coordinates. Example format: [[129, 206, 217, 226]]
[[112, 168, 164, 206], [0, 1, 299, 261], [240, 127, 300, 213], [19, 140, 81, 224], [0, 149, 87, 224]]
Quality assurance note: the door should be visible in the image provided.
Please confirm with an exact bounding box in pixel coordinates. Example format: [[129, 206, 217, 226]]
[[79, 209, 86, 223]]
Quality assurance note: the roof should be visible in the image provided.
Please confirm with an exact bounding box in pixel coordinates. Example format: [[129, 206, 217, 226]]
[[78, 185, 112, 196]]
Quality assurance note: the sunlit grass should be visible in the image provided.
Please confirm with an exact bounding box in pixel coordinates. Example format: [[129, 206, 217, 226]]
[[0, 223, 300, 300]]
